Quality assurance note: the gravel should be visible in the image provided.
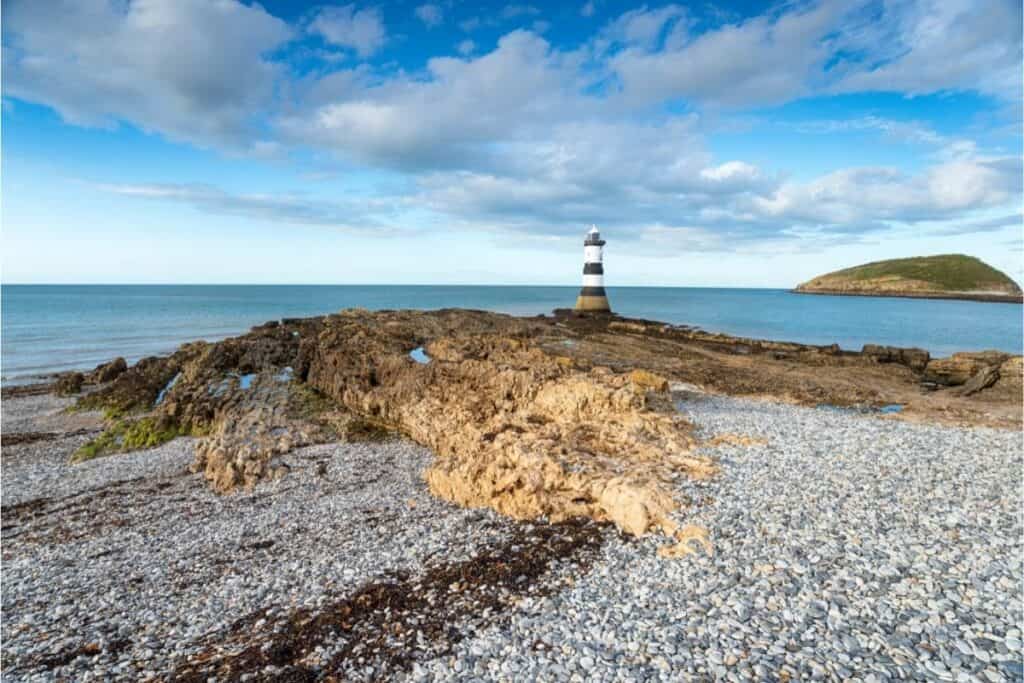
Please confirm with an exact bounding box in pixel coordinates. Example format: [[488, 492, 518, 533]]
[[1, 393, 103, 439], [1, 396, 516, 682], [2, 393, 1021, 682], [408, 395, 1023, 682]]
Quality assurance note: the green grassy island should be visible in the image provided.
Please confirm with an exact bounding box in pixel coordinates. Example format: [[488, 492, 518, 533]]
[[795, 254, 1023, 303]]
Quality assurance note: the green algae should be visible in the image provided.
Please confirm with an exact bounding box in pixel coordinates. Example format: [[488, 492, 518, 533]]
[[71, 417, 185, 463]]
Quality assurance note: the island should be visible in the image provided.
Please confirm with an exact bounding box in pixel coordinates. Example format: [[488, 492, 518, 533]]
[[794, 254, 1023, 303]]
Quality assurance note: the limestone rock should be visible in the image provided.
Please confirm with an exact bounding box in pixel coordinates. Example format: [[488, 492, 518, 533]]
[[923, 351, 1011, 386], [862, 344, 930, 372], [303, 315, 716, 550], [958, 366, 1000, 396], [68, 306, 1022, 557]]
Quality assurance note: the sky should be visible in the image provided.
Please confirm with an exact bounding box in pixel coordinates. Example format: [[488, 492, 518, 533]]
[[2, 0, 1022, 286]]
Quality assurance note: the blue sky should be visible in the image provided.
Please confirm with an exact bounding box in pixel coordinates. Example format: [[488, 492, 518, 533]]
[[2, 0, 1021, 286]]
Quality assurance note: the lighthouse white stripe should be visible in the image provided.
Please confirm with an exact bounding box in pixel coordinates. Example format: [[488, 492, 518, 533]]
[[582, 274, 605, 287], [584, 245, 603, 262]]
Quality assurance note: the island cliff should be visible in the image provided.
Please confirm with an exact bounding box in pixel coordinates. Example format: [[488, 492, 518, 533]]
[[795, 254, 1023, 303]]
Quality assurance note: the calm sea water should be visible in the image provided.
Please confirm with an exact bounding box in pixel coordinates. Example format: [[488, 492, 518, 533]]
[[2, 285, 1021, 384]]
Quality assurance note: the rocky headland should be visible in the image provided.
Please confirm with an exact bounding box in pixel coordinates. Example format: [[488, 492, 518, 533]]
[[2, 308, 1022, 681], [795, 254, 1024, 303]]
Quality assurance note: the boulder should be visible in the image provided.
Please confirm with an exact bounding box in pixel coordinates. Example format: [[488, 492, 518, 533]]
[[923, 351, 1011, 386], [630, 369, 670, 392], [76, 355, 181, 416], [862, 344, 930, 372], [958, 366, 1000, 396], [997, 357, 1023, 392], [55, 372, 84, 396], [87, 357, 128, 384]]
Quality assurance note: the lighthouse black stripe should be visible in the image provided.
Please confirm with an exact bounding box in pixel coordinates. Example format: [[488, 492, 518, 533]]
[[579, 286, 607, 296], [584, 239, 606, 246], [583, 263, 604, 274]]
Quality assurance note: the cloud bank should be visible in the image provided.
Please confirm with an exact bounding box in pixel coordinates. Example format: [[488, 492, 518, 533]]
[[3, 0, 1021, 250]]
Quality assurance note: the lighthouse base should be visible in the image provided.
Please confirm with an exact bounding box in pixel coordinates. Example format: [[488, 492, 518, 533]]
[[574, 294, 611, 312]]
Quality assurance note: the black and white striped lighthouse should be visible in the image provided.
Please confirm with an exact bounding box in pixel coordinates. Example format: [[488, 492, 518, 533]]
[[574, 225, 611, 312]]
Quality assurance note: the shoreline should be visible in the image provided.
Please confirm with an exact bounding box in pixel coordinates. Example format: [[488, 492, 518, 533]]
[[793, 287, 1024, 304], [3, 305, 1021, 393], [3, 307, 1022, 428], [5, 289, 1021, 385]]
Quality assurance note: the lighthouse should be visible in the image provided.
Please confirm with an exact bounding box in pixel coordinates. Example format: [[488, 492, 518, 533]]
[[574, 225, 611, 312]]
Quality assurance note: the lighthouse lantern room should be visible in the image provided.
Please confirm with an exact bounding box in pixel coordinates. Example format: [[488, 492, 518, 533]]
[[574, 225, 611, 312]]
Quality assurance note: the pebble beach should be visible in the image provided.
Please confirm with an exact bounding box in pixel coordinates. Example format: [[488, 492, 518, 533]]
[[2, 392, 1021, 682]]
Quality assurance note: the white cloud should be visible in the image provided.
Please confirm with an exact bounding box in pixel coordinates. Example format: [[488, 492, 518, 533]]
[[415, 4, 443, 28], [609, 2, 840, 106], [605, 0, 1021, 108], [831, 0, 1022, 100], [278, 31, 582, 170], [601, 4, 687, 50], [95, 181, 403, 234], [581, 2, 595, 18], [309, 4, 386, 58], [2, 0, 292, 148], [5, 0, 1020, 255], [754, 157, 1021, 226]]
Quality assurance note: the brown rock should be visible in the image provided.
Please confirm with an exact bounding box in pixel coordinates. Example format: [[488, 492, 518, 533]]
[[924, 351, 1011, 386], [69, 306, 1022, 557], [87, 357, 128, 384], [958, 366, 1000, 396], [54, 372, 84, 396], [630, 369, 670, 392], [303, 313, 716, 554], [996, 357, 1023, 393], [609, 321, 648, 334], [862, 344, 930, 372]]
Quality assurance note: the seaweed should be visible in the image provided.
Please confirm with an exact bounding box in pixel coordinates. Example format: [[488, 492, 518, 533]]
[[71, 417, 184, 463]]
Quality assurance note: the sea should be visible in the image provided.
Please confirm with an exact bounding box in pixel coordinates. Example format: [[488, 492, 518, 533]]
[[2, 285, 1021, 385]]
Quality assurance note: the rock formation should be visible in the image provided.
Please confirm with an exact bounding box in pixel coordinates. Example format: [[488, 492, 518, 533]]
[[87, 357, 128, 384], [302, 317, 716, 555], [69, 308, 1023, 555]]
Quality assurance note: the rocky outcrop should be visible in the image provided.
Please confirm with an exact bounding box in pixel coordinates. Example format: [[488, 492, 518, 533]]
[[77, 355, 184, 417], [923, 351, 1011, 386], [72, 310, 717, 555], [54, 372, 84, 396], [70, 307, 1023, 555], [958, 365, 1000, 397], [300, 314, 716, 555], [87, 357, 128, 384], [190, 377, 331, 492], [862, 344, 930, 372]]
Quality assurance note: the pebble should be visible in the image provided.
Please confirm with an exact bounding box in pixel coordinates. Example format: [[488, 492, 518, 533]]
[[3, 393, 1021, 682], [434, 397, 1022, 682]]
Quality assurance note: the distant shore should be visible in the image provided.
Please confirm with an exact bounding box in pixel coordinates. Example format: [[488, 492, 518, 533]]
[[793, 288, 1023, 304]]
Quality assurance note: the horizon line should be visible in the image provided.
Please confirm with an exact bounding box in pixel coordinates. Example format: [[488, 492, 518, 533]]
[[1, 282, 793, 289]]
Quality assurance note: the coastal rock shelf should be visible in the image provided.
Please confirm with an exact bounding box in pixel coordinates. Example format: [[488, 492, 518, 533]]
[[15, 308, 1024, 555]]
